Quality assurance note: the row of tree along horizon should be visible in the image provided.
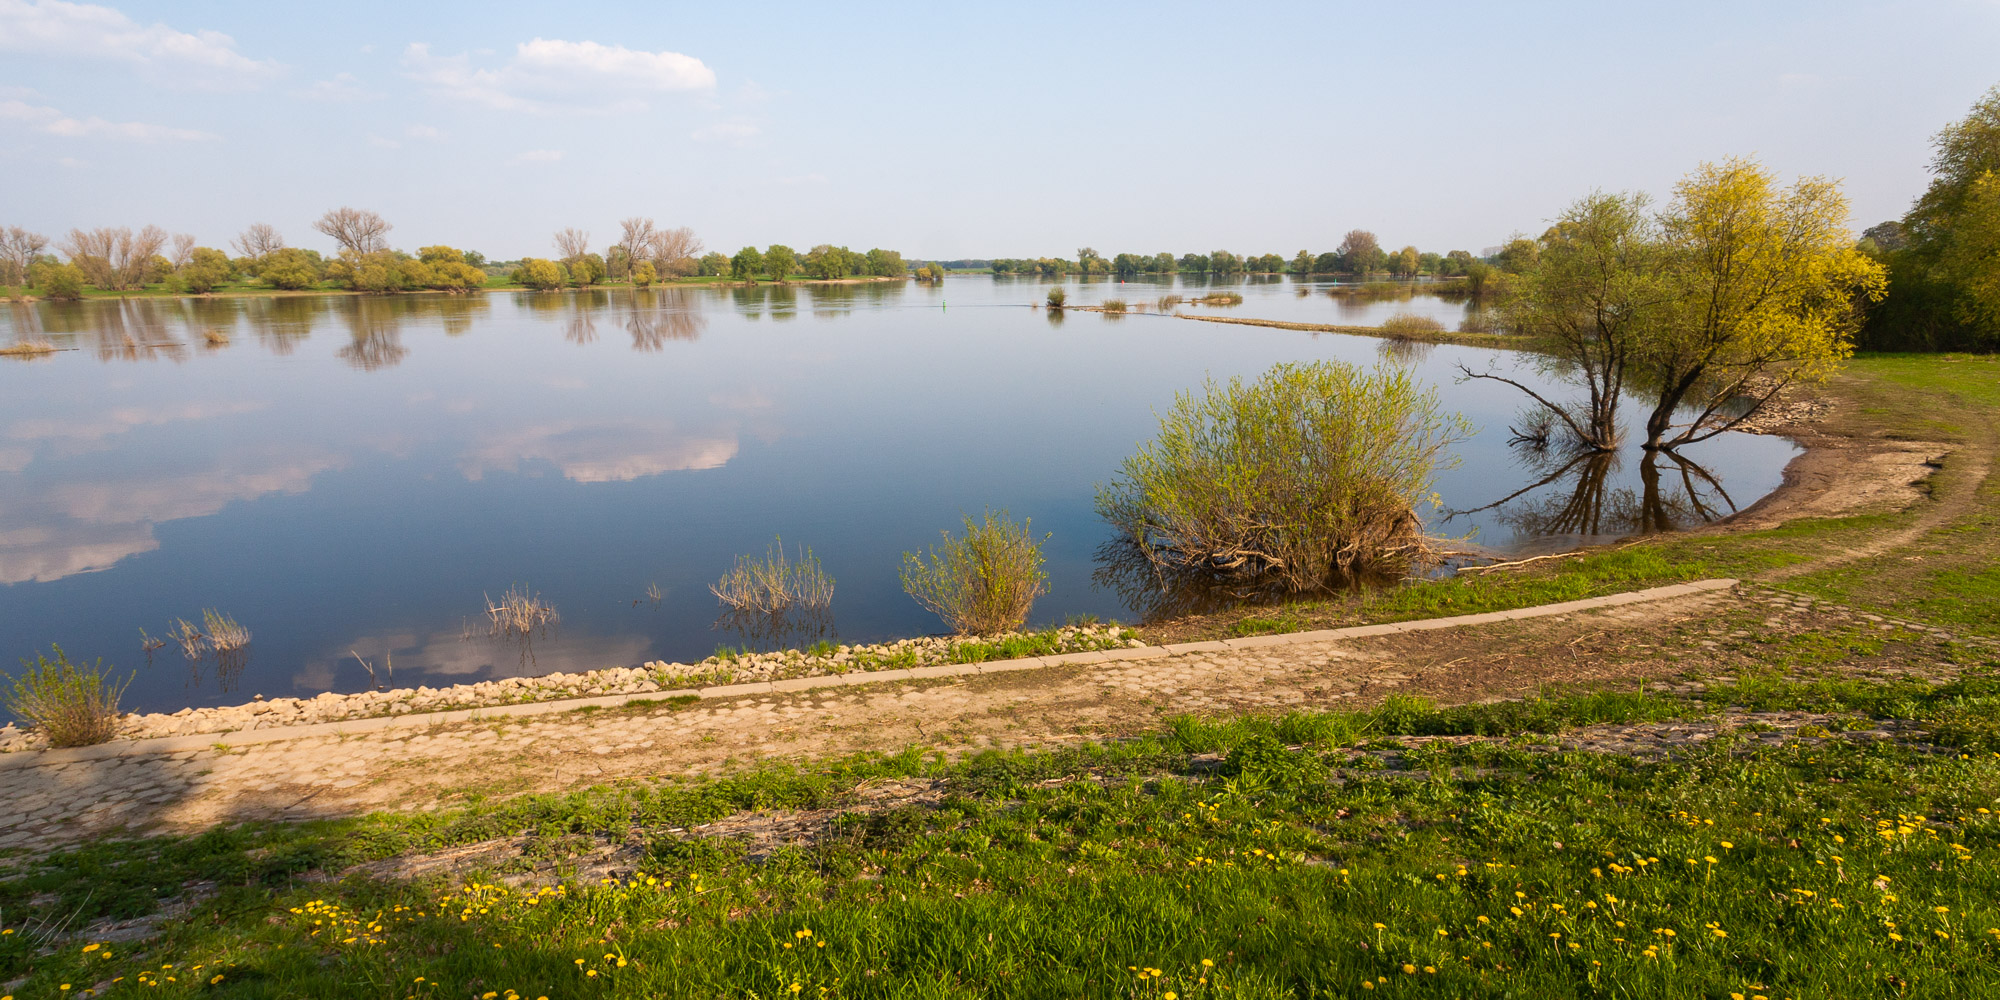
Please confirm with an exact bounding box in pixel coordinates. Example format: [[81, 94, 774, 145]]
[[988, 231, 1525, 282], [1, 206, 1529, 301]]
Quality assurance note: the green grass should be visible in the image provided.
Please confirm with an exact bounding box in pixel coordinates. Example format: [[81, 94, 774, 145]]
[[6, 682, 2000, 997]]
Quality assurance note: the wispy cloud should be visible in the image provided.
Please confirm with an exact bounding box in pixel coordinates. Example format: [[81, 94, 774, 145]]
[[404, 123, 441, 140], [0, 0, 282, 89], [691, 119, 760, 146], [295, 72, 382, 102], [0, 98, 216, 142], [402, 37, 714, 114], [367, 134, 401, 149]]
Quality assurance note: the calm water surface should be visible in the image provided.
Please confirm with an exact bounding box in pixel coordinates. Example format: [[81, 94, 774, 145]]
[[0, 277, 1796, 712]]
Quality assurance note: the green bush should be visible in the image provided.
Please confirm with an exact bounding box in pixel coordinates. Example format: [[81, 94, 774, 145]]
[[513, 258, 565, 291], [1101, 299, 1127, 313], [1046, 287, 1066, 308], [900, 511, 1049, 635], [4, 644, 131, 747], [1096, 361, 1469, 592], [31, 261, 86, 301]]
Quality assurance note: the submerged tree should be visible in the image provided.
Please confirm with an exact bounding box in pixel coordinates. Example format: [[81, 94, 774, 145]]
[[1639, 158, 1885, 450], [1464, 191, 1667, 451]]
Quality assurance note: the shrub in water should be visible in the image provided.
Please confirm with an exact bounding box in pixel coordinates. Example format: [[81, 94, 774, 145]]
[[900, 511, 1049, 635], [1380, 312, 1444, 337], [1046, 287, 1066, 308], [1096, 361, 1469, 592], [1101, 299, 1127, 313], [4, 644, 131, 747]]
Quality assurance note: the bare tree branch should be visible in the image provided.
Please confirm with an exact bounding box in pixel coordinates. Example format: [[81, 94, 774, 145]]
[[313, 207, 392, 255]]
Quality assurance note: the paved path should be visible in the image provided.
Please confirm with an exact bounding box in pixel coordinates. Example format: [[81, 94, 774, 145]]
[[0, 582, 1741, 856]]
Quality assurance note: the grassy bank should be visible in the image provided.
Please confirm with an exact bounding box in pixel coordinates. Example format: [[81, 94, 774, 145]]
[[4, 676, 1999, 997]]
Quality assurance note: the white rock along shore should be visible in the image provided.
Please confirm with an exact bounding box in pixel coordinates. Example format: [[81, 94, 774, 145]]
[[0, 625, 1141, 752]]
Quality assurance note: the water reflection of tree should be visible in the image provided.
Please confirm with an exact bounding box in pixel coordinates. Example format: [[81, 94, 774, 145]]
[[1450, 448, 1738, 541], [67, 300, 189, 363], [625, 292, 706, 351], [1376, 336, 1438, 365], [1091, 538, 1393, 623], [243, 296, 322, 355], [335, 298, 410, 371], [712, 606, 835, 653]]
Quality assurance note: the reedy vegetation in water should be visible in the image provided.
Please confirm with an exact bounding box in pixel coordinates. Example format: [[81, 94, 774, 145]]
[[709, 539, 835, 615]]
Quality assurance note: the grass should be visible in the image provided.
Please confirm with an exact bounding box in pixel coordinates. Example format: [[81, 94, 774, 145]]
[[6, 679, 2000, 996], [1381, 312, 1445, 337], [1195, 291, 1244, 306], [0, 341, 56, 357], [1101, 299, 1127, 314]]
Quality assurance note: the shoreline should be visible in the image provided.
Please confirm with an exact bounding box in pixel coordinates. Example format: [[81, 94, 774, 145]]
[[0, 625, 1139, 753], [4, 274, 908, 305]]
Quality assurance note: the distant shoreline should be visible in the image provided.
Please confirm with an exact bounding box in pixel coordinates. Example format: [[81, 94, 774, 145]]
[[4, 273, 908, 304]]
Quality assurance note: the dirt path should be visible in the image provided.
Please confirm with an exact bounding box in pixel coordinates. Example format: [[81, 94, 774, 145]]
[[4, 582, 1962, 858]]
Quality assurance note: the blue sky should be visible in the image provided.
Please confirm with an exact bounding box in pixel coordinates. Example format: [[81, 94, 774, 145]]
[[2, 0, 1997, 260]]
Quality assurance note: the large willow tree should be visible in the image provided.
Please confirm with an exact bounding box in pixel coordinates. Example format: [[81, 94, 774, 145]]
[[1639, 158, 1886, 450]]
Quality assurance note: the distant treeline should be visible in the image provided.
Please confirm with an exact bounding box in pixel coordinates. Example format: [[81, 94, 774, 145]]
[[987, 232, 1502, 281], [0, 209, 911, 299]]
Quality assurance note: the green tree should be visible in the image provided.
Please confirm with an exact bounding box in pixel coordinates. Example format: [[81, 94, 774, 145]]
[[258, 248, 322, 290], [764, 244, 797, 282], [805, 244, 853, 280], [1209, 250, 1243, 274], [569, 253, 606, 286], [31, 260, 85, 300], [631, 260, 658, 288], [1495, 238, 1540, 274], [1638, 158, 1887, 450], [1290, 250, 1315, 275], [173, 247, 233, 293], [697, 251, 731, 277], [1314, 251, 1342, 274], [1864, 85, 2000, 350], [731, 246, 764, 281], [513, 257, 565, 291], [1179, 252, 1210, 273], [1443, 250, 1475, 276], [1393, 246, 1420, 277], [1337, 230, 1380, 274], [1469, 192, 1667, 451], [863, 248, 905, 277]]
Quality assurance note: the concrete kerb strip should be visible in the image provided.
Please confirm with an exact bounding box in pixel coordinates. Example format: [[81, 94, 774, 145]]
[[0, 579, 1737, 771]]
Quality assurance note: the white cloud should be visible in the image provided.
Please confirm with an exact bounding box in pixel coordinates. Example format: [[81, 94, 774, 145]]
[[692, 119, 759, 146], [458, 420, 736, 484], [367, 134, 401, 149], [511, 148, 563, 163], [55, 156, 87, 168], [295, 72, 382, 102], [402, 37, 714, 114], [0, 0, 282, 89], [0, 98, 216, 142], [404, 123, 441, 140]]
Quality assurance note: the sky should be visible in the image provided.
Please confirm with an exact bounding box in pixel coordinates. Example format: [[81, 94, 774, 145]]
[[2, 0, 1998, 261]]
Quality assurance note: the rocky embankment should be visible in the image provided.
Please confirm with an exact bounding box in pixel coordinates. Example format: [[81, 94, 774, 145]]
[[0, 626, 1142, 752]]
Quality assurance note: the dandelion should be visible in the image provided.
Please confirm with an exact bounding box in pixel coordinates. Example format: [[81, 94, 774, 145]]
[[1402, 964, 1417, 974]]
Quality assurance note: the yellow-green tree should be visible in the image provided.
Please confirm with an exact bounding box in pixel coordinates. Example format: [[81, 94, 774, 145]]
[[1639, 158, 1886, 450], [513, 257, 564, 291], [631, 260, 658, 288]]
